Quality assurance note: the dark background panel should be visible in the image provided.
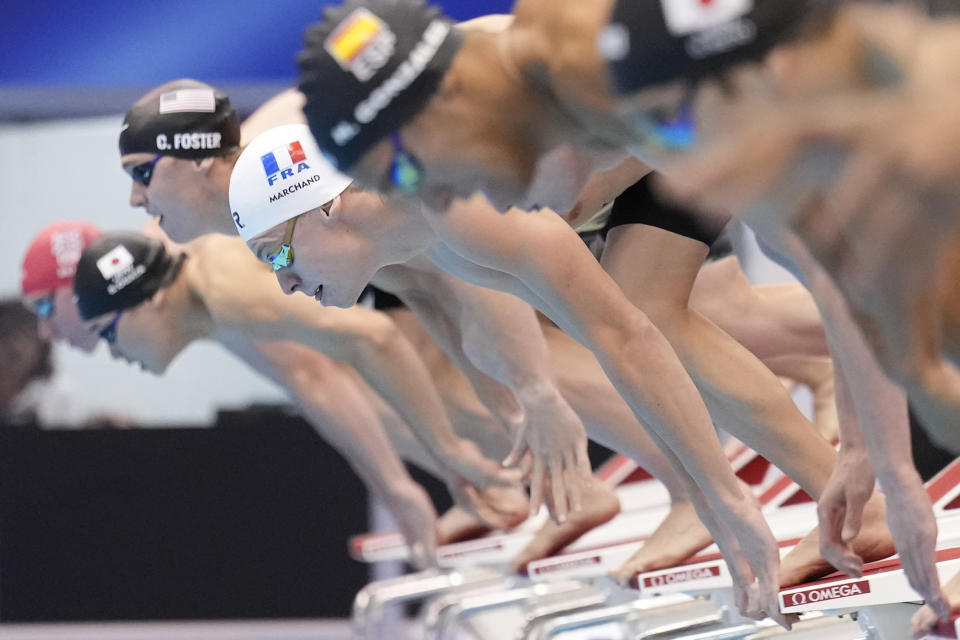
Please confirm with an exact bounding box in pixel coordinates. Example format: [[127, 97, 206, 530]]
[[0, 411, 369, 621]]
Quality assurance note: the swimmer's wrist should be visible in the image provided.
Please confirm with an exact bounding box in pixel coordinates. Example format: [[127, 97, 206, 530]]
[[382, 478, 430, 505], [710, 485, 757, 519], [869, 445, 918, 483], [435, 435, 474, 466], [874, 461, 920, 489]]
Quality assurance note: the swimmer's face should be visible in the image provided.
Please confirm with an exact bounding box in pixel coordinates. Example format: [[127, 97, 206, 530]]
[[350, 109, 537, 214], [24, 287, 100, 353], [86, 302, 185, 375], [122, 152, 232, 243], [248, 192, 386, 309]]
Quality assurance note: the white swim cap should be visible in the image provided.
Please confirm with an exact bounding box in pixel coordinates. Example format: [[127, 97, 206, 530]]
[[228, 124, 353, 242]]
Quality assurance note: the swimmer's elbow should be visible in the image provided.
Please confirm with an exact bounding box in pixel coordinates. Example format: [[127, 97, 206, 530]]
[[592, 310, 663, 367], [350, 314, 403, 367], [283, 356, 338, 398]]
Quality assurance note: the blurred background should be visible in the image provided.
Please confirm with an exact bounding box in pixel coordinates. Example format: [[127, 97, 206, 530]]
[[0, 0, 510, 425], [0, 3, 511, 637], [0, 1, 801, 638]]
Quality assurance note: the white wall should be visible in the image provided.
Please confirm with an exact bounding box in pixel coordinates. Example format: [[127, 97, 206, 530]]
[[0, 116, 286, 425]]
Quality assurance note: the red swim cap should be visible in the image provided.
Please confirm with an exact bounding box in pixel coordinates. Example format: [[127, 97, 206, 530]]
[[21, 221, 101, 297]]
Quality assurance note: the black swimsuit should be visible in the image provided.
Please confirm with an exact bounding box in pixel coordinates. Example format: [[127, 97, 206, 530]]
[[605, 173, 730, 247]]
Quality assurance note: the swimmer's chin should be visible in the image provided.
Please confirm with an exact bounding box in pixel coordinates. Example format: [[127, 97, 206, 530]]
[[319, 290, 362, 309]]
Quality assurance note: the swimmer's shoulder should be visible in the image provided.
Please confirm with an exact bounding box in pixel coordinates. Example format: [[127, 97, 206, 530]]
[[241, 89, 307, 145], [458, 14, 513, 33], [187, 235, 272, 318]]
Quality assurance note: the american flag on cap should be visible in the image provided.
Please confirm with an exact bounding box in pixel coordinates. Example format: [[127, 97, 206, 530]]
[[158, 88, 217, 114]]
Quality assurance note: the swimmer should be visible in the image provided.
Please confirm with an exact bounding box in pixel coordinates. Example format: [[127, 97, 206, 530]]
[[296, 1, 840, 214], [24, 221, 450, 563], [21, 221, 103, 353], [115, 78, 520, 519], [296, 3, 928, 616], [119, 78, 597, 524], [549, 164, 854, 578], [232, 125, 816, 625], [41, 223, 525, 566]]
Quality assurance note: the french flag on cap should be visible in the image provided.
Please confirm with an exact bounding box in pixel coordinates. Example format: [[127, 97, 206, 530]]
[[261, 141, 307, 182]]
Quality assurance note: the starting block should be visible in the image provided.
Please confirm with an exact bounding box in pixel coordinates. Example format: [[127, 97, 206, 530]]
[[779, 548, 960, 615]]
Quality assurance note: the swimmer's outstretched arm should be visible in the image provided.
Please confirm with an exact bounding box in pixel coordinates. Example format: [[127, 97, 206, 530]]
[[767, 231, 947, 617], [422, 196, 784, 622], [376, 259, 592, 522], [224, 335, 440, 567], [212, 265, 518, 493]]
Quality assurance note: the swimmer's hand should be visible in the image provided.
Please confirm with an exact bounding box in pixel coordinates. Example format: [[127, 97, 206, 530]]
[[716, 488, 796, 629], [502, 384, 592, 524], [385, 481, 440, 569], [682, 485, 794, 629], [881, 469, 950, 622], [817, 446, 874, 580]]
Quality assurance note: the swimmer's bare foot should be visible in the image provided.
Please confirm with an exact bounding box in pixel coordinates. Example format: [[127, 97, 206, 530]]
[[436, 507, 490, 545], [454, 483, 529, 533], [510, 480, 620, 572], [912, 570, 960, 636], [610, 500, 714, 584], [779, 492, 895, 587]]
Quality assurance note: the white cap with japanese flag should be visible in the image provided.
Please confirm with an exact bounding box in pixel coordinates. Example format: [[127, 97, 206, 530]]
[[228, 124, 352, 242]]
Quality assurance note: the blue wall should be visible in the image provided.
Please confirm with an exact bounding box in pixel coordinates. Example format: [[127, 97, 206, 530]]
[[0, 0, 512, 87]]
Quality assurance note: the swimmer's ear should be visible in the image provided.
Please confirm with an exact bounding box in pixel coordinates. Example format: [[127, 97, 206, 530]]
[[146, 287, 169, 310], [317, 194, 344, 224], [437, 66, 461, 97], [192, 156, 217, 174]]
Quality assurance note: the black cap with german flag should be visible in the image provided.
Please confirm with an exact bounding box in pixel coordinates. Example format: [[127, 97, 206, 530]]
[[298, 0, 464, 171]]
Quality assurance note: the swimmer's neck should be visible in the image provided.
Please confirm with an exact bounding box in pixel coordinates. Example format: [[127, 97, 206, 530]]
[[173, 252, 218, 341], [365, 196, 440, 265], [201, 155, 240, 237]]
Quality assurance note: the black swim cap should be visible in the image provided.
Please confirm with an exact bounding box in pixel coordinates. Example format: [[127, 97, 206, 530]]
[[298, 0, 464, 171], [603, 0, 839, 96], [119, 79, 241, 159], [74, 233, 185, 321]]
